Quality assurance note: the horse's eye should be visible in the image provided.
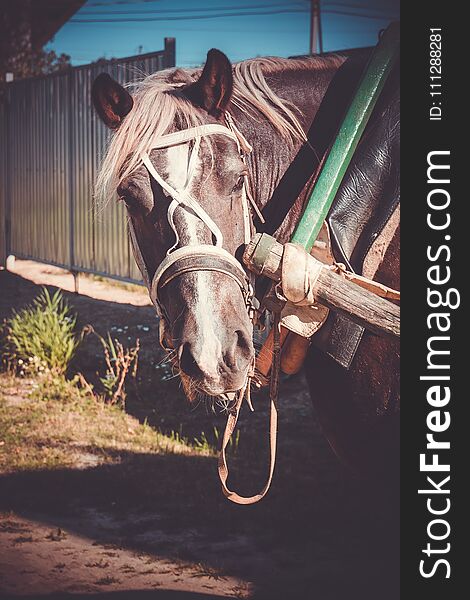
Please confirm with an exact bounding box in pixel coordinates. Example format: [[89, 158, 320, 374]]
[[231, 175, 244, 194], [119, 194, 139, 215]]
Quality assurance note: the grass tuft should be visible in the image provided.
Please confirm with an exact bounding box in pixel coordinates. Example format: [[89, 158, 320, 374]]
[[0, 372, 216, 474], [0, 288, 218, 476], [5, 287, 80, 375]]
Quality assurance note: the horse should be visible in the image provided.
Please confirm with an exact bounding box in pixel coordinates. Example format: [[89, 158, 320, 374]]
[[91, 47, 400, 483]]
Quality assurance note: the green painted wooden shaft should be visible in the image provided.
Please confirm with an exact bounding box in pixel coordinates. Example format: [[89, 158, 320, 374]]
[[291, 22, 399, 252]]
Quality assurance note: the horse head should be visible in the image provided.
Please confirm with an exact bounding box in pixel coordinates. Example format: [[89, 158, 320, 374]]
[[92, 50, 255, 402]]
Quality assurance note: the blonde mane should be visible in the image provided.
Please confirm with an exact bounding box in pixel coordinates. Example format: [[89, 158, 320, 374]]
[[95, 54, 344, 207]]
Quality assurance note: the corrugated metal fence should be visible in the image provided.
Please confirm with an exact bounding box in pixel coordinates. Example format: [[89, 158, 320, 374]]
[[0, 38, 175, 281]]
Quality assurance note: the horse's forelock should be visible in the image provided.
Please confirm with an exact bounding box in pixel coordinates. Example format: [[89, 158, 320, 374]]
[[94, 72, 207, 210], [94, 54, 345, 211]]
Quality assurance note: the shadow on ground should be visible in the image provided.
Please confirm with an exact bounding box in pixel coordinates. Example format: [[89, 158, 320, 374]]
[[0, 451, 399, 599], [0, 591, 229, 600], [0, 270, 399, 599]]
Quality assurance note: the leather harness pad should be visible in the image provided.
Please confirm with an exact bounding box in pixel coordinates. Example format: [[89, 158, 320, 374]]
[[314, 63, 400, 369]]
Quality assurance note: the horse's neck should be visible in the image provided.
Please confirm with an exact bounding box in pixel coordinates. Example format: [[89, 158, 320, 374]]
[[235, 65, 332, 203], [237, 57, 365, 243]]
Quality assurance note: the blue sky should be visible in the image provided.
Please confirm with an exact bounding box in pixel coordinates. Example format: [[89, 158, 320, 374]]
[[47, 0, 400, 68]]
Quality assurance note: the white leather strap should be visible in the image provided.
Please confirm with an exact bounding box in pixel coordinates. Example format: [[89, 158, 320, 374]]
[[136, 117, 280, 506], [148, 123, 239, 149]]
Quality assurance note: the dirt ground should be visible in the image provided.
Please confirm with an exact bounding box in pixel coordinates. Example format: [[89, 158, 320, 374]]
[[0, 260, 399, 600]]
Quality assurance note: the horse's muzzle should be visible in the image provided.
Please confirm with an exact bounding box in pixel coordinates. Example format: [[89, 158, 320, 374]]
[[178, 327, 253, 396]]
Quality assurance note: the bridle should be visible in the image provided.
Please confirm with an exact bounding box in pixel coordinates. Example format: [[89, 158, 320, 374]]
[[127, 112, 279, 505], [132, 115, 257, 345]]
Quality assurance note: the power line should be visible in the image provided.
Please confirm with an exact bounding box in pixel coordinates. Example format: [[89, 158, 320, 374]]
[[71, 8, 308, 22], [83, 0, 399, 9], [325, 0, 396, 7], [325, 8, 394, 20], [79, 2, 305, 15], [86, 0, 164, 5], [70, 7, 396, 23]]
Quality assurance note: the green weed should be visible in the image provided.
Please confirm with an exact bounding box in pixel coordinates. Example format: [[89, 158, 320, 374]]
[[5, 288, 80, 375], [94, 332, 140, 407]]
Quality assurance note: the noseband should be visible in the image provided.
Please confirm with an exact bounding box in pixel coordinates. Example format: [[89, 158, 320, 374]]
[[152, 245, 251, 306]]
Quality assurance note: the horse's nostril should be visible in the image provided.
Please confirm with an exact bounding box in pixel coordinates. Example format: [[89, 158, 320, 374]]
[[223, 330, 253, 371], [236, 329, 252, 354], [224, 345, 237, 370], [179, 342, 203, 379]]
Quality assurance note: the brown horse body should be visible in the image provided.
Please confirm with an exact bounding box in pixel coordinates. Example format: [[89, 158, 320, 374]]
[[92, 47, 400, 477], [228, 50, 400, 476]]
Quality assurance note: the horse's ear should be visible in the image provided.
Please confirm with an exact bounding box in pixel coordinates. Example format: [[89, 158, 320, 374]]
[[91, 73, 134, 129], [184, 49, 233, 118]]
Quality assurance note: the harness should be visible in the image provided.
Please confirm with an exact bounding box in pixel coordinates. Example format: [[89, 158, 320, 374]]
[[128, 114, 278, 505]]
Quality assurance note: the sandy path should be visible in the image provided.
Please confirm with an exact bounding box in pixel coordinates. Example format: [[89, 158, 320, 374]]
[[5, 259, 151, 307], [0, 512, 252, 598]]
